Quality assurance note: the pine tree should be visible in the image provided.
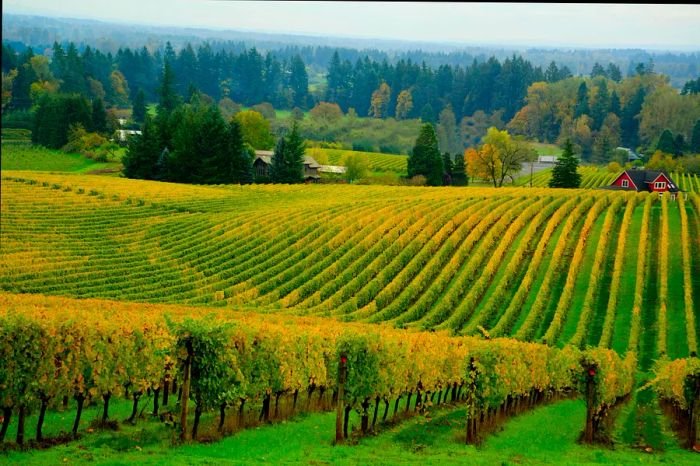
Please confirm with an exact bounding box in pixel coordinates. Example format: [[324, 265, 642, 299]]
[[132, 89, 147, 123], [452, 154, 468, 186], [621, 87, 645, 148], [574, 82, 589, 118], [673, 134, 685, 157], [284, 123, 305, 183], [289, 55, 309, 109], [91, 98, 107, 134], [609, 91, 621, 117], [656, 129, 675, 154], [229, 119, 253, 184], [270, 136, 287, 183], [270, 123, 304, 183], [122, 114, 161, 180], [420, 103, 435, 124], [590, 80, 609, 131], [549, 139, 581, 188], [408, 123, 444, 186], [158, 61, 180, 116], [691, 120, 700, 153], [442, 152, 454, 186]]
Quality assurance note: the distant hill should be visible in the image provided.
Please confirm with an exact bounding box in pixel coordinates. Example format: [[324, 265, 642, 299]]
[[3, 13, 699, 88]]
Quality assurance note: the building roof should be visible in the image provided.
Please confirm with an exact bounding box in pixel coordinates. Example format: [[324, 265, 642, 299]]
[[615, 147, 642, 160], [303, 156, 321, 169], [253, 154, 322, 169], [254, 155, 272, 165], [319, 165, 347, 174], [605, 169, 680, 193]]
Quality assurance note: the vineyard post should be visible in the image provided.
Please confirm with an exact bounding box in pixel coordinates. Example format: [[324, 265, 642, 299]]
[[686, 373, 700, 449], [335, 352, 347, 444], [582, 363, 597, 444], [179, 346, 192, 442], [465, 357, 478, 445]]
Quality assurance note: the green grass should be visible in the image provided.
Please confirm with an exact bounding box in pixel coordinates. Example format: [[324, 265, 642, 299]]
[[5, 398, 697, 465], [665, 200, 689, 360], [610, 202, 644, 354], [531, 142, 563, 157], [557, 207, 609, 345], [1, 143, 122, 173]]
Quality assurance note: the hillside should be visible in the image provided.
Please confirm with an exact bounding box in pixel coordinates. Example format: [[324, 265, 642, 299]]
[[2, 171, 698, 356]]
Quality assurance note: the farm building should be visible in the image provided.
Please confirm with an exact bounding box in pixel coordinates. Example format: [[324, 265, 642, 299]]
[[253, 150, 326, 182], [538, 155, 558, 163], [603, 169, 682, 199], [614, 147, 642, 162]]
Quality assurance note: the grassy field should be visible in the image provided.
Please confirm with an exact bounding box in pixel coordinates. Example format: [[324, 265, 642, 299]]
[[0, 173, 696, 354], [1, 169, 698, 462], [4, 395, 696, 465], [1, 143, 122, 174]]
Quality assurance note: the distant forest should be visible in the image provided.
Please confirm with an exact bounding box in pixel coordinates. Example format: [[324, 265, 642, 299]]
[[3, 13, 699, 88], [3, 13, 699, 164]]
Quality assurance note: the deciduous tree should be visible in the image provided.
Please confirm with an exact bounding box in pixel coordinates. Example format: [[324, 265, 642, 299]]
[[395, 89, 413, 120], [369, 82, 391, 118]]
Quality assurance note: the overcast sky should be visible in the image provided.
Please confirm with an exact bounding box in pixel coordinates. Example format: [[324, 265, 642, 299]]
[[4, 1, 700, 50]]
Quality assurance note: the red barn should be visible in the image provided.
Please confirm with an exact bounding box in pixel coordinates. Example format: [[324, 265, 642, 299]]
[[605, 169, 681, 199]]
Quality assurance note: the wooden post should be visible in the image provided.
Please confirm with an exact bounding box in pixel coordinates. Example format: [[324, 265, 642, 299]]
[[465, 357, 478, 444], [583, 363, 597, 444], [686, 374, 700, 449], [335, 352, 347, 444], [180, 351, 192, 442]]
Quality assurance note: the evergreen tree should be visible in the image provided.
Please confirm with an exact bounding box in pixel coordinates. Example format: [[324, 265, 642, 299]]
[[691, 120, 700, 153], [656, 129, 675, 154], [132, 89, 147, 123], [420, 103, 435, 124], [609, 91, 621, 117], [408, 123, 444, 186], [621, 87, 645, 148], [270, 123, 305, 183], [158, 61, 180, 116], [574, 81, 589, 118], [32, 94, 93, 148], [91, 98, 107, 133], [452, 153, 468, 186], [544, 61, 560, 83], [606, 63, 622, 82], [442, 152, 454, 185], [122, 114, 161, 180], [549, 139, 581, 188], [270, 136, 287, 183], [169, 102, 233, 184], [681, 78, 700, 95], [229, 121, 254, 184], [673, 134, 685, 157], [590, 62, 607, 78], [10, 60, 37, 110], [1, 43, 17, 74], [591, 80, 609, 131], [289, 55, 309, 109]]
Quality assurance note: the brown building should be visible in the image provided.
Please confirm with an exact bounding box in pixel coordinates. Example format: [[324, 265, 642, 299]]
[[253, 150, 322, 182]]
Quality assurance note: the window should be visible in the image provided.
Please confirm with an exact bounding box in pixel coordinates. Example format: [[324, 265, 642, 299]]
[[621, 179, 629, 188], [655, 182, 666, 190]]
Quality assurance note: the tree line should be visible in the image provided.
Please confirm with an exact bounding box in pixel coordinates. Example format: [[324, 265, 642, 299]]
[[121, 61, 309, 185]]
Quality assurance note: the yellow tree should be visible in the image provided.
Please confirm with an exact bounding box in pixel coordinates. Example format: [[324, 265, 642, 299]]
[[465, 144, 501, 187], [465, 127, 535, 187], [395, 89, 413, 120], [369, 82, 391, 118]]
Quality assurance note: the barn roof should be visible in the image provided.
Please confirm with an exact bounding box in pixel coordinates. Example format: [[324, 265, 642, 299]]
[[625, 169, 679, 192]]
